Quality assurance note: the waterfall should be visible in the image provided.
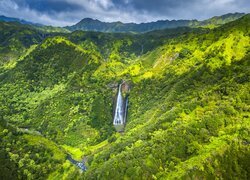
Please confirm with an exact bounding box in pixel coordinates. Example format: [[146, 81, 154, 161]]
[[123, 97, 128, 124], [113, 84, 124, 125]]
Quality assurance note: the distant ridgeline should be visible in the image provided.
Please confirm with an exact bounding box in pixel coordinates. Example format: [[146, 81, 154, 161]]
[[0, 15, 41, 26], [65, 13, 245, 33], [0, 13, 245, 33], [113, 81, 130, 132]]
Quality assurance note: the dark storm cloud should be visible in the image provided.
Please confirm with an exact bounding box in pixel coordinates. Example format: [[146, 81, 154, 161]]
[[113, 0, 250, 19], [113, 0, 189, 12], [13, 0, 82, 14], [0, 0, 249, 26]]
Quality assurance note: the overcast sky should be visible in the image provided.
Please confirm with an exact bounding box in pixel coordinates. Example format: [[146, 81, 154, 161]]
[[0, 0, 249, 26]]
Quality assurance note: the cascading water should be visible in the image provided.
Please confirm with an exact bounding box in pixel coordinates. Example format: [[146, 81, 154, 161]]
[[113, 82, 129, 132], [113, 84, 124, 126], [124, 97, 128, 124]]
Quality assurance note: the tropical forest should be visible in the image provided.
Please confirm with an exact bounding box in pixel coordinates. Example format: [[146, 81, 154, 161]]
[[0, 1, 249, 179]]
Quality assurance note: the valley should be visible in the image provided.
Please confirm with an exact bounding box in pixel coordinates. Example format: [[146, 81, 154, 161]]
[[0, 13, 249, 179]]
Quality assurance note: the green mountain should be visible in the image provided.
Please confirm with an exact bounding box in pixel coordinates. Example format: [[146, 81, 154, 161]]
[[66, 12, 245, 33], [0, 15, 70, 34], [0, 14, 249, 179], [197, 12, 247, 28], [65, 18, 197, 33], [0, 15, 41, 26]]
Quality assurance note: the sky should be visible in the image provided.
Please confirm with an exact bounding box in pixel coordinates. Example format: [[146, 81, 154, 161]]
[[0, 0, 249, 26]]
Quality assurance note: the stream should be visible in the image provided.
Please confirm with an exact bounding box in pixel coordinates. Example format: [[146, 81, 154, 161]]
[[67, 155, 87, 171]]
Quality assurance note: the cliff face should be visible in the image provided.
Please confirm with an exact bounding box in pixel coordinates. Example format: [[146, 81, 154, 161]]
[[121, 81, 130, 93]]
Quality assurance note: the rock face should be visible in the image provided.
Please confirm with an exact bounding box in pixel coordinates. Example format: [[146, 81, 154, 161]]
[[113, 81, 130, 132]]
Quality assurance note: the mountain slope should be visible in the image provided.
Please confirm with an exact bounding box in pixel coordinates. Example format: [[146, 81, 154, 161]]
[[0, 116, 76, 179], [0, 36, 103, 178], [0, 15, 40, 26], [0, 21, 71, 75], [0, 15, 69, 33], [82, 14, 250, 179], [198, 12, 246, 28], [66, 13, 245, 33], [0, 21, 46, 74]]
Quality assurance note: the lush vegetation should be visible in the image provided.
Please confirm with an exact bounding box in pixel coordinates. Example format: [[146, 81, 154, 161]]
[[0, 14, 249, 179]]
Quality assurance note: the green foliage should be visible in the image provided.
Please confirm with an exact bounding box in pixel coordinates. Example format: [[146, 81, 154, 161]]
[[0, 117, 73, 179], [0, 14, 249, 179], [82, 14, 250, 179]]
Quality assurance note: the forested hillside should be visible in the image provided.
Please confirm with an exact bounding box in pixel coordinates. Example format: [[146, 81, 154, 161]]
[[0, 14, 249, 179]]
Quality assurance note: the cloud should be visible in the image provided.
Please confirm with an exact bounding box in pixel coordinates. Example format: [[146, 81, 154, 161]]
[[0, 0, 75, 26], [0, 0, 249, 26], [112, 0, 250, 20]]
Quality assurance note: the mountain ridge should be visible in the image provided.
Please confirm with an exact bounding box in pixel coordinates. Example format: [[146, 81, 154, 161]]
[[0, 12, 246, 33], [0, 15, 42, 26], [65, 12, 245, 32], [0, 15, 69, 33]]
